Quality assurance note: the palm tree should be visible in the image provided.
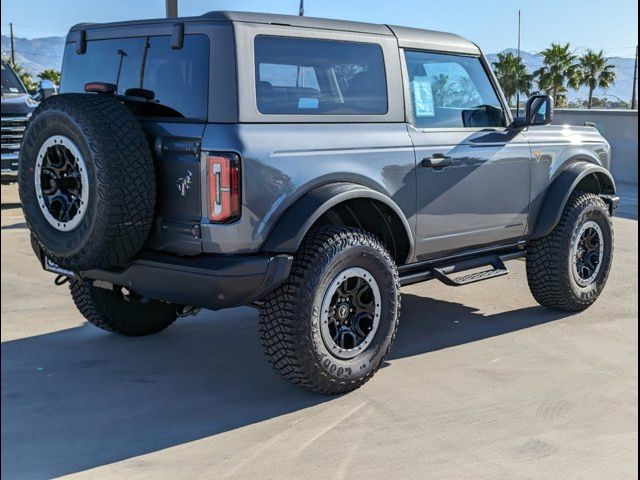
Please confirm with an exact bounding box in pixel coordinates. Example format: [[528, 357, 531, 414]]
[[38, 69, 61, 86], [492, 52, 532, 107], [534, 43, 578, 106], [573, 50, 616, 109], [7, 60, 36, 91]]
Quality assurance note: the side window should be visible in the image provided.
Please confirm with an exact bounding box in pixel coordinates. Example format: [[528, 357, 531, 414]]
[[61, 34, 209, 119], [2, 61, 27, 94], [404, 50, 505, 128], [254, 36, 388, 115]]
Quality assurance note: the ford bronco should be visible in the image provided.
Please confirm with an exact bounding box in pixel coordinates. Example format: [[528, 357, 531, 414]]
[[18, 11, 619, 394]]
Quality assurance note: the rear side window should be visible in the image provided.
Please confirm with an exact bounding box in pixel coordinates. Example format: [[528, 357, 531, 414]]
[[254, 36, 388, 115], [404, 50, 505, 128], [61, 35, 209, 119]]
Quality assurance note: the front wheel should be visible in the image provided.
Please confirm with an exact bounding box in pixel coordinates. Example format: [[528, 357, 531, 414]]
[[527, 191, 614, 312], [259, 226, 401, 395]]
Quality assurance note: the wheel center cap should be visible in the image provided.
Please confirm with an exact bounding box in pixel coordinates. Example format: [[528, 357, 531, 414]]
[[336, 303, 350, 320]]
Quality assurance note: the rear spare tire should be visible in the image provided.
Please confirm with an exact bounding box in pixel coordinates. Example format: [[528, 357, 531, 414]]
[[18, 93, 155, 271]]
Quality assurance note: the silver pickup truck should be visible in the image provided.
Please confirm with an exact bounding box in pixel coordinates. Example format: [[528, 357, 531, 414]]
[[18, 11, 619, 394]]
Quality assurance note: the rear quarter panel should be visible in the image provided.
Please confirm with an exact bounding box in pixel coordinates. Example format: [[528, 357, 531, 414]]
[[199, 123, 416, 254]]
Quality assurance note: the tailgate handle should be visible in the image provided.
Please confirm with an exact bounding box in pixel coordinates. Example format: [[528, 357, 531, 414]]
[[155, 137, 201, 157]]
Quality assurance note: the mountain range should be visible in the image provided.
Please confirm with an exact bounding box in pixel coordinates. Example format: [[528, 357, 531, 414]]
[[1, 35, 637, 103], [485, 49, 637, 103]]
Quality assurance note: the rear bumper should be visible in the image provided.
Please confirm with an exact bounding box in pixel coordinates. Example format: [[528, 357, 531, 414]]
[[37, 248, 293, 310], [83, 252, 293, 310]]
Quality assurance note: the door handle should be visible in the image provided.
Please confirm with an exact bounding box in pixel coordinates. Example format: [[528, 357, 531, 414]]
[[421, 154, 453, 169]]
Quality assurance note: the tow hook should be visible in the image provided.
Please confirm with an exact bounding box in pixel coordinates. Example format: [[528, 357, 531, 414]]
[[54, 274, 71, 286]]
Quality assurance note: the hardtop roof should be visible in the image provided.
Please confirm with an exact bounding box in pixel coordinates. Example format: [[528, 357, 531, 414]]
[[69, 10, 480, 55]]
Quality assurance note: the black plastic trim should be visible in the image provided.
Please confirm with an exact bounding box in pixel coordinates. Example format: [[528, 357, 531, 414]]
[[79, 251, 293, 310], [261, 182, 415, 262], [531, 162, 616, 239], [399, 245, 524, 287]]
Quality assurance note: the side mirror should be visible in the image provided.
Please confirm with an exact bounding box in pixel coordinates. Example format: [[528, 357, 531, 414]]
[[38, 79, 57, 100], [526, 94, 553, 126], [510, 94, 554, 128]]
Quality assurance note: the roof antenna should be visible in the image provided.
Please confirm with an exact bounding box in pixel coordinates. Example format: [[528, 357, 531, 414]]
[[299, 0, 304, 16]]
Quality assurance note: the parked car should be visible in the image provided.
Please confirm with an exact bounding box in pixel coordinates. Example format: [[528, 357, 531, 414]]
[[18, 12, 618, 394], [1, 60, 57, 182]]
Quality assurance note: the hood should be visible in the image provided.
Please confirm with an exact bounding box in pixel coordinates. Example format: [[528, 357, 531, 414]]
[[1, 94, 38, 116]]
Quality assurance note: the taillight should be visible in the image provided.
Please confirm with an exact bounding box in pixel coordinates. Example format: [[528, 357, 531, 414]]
[[206, 153, 241, 223]]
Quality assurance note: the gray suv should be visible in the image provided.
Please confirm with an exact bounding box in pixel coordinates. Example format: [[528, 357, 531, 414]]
[[18, 11, 619, 394]]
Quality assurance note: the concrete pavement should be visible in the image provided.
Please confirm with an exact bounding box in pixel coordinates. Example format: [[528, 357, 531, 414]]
[[1, 183, 637, 480]]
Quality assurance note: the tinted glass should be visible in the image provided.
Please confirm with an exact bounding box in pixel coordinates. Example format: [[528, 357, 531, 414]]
[[1, 62, 27, 94], [61, 38, 145, 95], [404, 51, 505, 128], [61, 35, 209, 119], [142, 35, 209, 119], [255, 36, 387, 115]]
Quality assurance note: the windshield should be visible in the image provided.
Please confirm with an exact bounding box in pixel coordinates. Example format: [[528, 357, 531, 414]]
[[1, 62, 27, 94]]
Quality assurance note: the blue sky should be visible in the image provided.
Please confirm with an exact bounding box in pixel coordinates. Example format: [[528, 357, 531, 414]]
[[1, 0, 637, 57]]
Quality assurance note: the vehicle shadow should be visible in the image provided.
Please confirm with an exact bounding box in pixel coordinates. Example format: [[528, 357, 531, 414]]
[[1, 294, 569, 479], [0, 222, 27, 230], [0, 202, 21, 210]]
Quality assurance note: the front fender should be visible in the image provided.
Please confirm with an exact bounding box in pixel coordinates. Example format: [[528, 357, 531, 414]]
[[261, 182, 414, 259], [531, 162, 616, 239]]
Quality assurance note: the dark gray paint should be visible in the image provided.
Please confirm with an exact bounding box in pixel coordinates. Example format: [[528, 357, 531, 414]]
[[61, 11, 615, 270]]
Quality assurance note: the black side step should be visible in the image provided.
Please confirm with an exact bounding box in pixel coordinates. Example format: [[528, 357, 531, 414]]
[[432, 256, 508, 286], [399, 249, 524, 287]]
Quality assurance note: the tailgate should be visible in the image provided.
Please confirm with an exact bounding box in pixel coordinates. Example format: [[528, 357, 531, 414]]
[[141, 121, 205, 255]]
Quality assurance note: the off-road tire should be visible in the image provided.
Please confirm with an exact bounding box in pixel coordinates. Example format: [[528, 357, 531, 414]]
[[527, 191, 613, 312], [19, 94, 155, 271], [69, 279, 177, 336], [259, 226, 401, 395]]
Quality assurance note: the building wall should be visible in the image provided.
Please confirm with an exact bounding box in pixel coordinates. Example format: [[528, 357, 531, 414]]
[[553, 109, 638, 185]]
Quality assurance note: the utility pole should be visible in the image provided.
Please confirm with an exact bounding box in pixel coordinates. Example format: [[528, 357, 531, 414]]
[[10, 22, 15, 64], [632, 45, 638, 110], [515, 10, 521, 116], [165, 0, 178, 18], [299, 0, 304, 16]]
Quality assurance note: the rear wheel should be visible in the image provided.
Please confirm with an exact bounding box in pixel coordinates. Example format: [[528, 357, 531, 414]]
[[259, 226, 400, 395], [527, 191, 614, 312], [69, 279, 177, 336]]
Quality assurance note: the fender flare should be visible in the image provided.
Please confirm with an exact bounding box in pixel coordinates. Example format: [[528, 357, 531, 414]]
[[262, 182, 414, 260], [531, 161, 616, 239]]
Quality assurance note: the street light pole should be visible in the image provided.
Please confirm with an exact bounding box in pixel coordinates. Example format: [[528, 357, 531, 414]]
[[166, 0, 178, 18], [10, 22, 15, 64], [299, 0, 304, 16]]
